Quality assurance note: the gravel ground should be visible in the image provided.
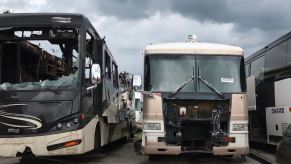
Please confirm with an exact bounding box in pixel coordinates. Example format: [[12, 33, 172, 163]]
[[0, 143, 259, 164]]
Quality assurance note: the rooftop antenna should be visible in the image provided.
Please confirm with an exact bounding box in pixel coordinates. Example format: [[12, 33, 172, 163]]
[[188, 34, 197, 43]]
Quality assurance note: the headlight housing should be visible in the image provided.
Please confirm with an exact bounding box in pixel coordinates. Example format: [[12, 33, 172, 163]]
[[143, 123, 161, 130], [49, 114, 84, 133], [233, 123, 248, 131]]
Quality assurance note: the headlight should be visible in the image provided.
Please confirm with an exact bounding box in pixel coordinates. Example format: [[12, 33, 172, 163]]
[[143, 123, 161, 130], [233, 123, 248, 131]]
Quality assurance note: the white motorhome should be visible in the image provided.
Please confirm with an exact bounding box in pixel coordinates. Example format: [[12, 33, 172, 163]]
[[141, 36, 249, 156]]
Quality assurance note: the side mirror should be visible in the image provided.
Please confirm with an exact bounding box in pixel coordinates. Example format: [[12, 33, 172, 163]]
[[91, 64, 101, 84]]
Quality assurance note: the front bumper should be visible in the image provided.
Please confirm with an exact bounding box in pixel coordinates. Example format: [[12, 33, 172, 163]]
[[142, 133, 249, 156], [142, 142, 181, 155], [142, 144, 249, 156], [0, 129, 86, 157]]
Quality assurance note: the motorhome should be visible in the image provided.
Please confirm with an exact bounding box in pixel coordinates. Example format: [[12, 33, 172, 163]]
[[141, 35, 249, 156], [0, 13, 130, 157]]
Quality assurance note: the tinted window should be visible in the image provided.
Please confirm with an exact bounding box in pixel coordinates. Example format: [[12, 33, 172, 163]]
[[86, 32, 94, 56], [112, 62, 118, 87], [245, 63, 250, 77], [197, 56, 243, 93], [287, 38, 291, 64], [105, 52, 111, 79], [146, 55, 195, 92], [145, 55, 245, 93], [250, 55, 265, 76], [265, 41, 287, 71], [85, 56, 93, 83]]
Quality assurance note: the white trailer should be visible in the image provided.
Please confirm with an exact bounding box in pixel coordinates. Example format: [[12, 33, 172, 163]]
[[266, 78, 291, 145]]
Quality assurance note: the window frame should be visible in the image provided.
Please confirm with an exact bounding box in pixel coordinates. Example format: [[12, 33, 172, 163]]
[[250, 55, 265, 77], [84, 29, 95, 84], [105, 51, 111, 80], [112, 61, 118, 88]]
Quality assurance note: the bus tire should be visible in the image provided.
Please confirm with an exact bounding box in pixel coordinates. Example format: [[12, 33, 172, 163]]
[[94, 123, 102, 153], [232, 155, 246, 162], [148, 155, 158, 161], [129, 121, 134, 138]]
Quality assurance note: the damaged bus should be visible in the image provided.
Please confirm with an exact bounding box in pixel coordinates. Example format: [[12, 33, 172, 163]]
[[141, 35, 249, 156], [0, 13, 129, 157]]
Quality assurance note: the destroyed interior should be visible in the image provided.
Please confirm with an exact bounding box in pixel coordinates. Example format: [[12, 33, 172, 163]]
[[0, 14, 87, 136], [144, 54, 246, 152]]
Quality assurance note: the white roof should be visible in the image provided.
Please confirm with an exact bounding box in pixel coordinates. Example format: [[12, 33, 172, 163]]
[[145, 42, 243, 56]]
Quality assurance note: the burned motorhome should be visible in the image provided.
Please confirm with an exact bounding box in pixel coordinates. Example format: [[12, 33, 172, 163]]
[[163, 99, 231, 148], [0, 13, 130, 157], [1, 37, 74, 84], [141, 36, 249, 156]]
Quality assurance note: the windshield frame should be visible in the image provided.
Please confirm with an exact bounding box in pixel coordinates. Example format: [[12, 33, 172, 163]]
[[144, 54, 246, 94], [0, 26, 82, 91]]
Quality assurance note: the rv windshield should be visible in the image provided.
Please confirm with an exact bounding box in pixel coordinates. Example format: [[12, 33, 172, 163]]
[[144, 55, 245, 93], [0, 27, 80, 91]]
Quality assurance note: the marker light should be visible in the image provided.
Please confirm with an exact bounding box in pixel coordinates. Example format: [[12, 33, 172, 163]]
[[73, 118, 79, 124], [65, 122, 71, 128], [64, 140, 79, 147], [56, 123, 62, 129]]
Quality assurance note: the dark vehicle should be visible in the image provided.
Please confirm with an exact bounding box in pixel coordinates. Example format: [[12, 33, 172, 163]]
[[0, 13, 128, 157], [276, 124, 291, 164], [245, 31, 291, 146]]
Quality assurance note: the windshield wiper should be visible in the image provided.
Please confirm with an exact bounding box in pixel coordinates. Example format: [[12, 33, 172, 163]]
[[198, 75, 225, 99], [0, 88, 17, 97], [31, 82, 61, 95], [168, 76, 195, 98]]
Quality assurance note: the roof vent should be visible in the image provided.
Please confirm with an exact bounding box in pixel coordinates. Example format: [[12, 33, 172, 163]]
[[187, 34, 197, 43]]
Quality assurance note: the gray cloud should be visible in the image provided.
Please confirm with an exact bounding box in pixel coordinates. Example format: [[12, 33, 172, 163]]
[[171, 0, 291, 33], [0, 0, 290, 75], [94, 0, 291, 33], [96, 0, 150, 19]]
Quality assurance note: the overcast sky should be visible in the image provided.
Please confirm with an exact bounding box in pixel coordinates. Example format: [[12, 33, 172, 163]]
[[1, 0, 291, 75]]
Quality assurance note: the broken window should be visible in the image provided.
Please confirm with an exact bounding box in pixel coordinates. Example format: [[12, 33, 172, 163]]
[[112, 62, 118, 87], [0, 27, 80, 90], [84, 31, 94, 83]]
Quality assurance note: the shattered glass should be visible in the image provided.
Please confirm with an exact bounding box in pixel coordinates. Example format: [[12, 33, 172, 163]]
[[0, 71, 79, 90], [0, 27, 80, 91]]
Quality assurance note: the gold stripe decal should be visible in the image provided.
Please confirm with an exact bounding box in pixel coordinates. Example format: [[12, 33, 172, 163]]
[[0, 104, 43, 129]]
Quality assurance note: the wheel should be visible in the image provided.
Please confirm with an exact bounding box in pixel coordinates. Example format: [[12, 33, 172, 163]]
[[148, 155, 158, 161], [129, 121, 134, 138], [94, 123, 102, 153], [232, 155, 246, 162]]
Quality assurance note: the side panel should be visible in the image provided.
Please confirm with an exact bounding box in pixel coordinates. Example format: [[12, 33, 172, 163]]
[[230, 94, 248, 121], [213, 94, 249, 155], [266, 106, 291, 145], [101, 46, 120, 123], [246, 75, 256, 111], [275, 78, 291, 106]]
